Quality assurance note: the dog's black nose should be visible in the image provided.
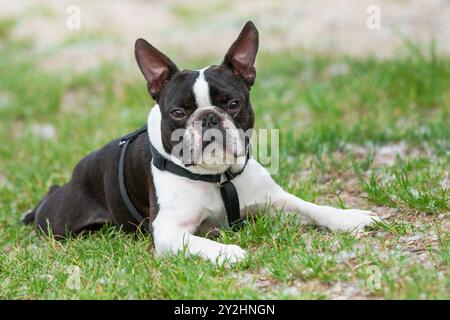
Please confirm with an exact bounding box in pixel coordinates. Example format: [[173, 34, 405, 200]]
[[201, 112, 220, 128]]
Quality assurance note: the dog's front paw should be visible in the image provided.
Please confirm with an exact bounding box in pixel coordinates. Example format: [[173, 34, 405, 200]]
[[326, 209, 381, 233], [213, 244, 247, 267]]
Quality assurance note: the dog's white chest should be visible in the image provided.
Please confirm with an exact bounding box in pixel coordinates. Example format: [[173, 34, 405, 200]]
[[151, 166, 228, 233]]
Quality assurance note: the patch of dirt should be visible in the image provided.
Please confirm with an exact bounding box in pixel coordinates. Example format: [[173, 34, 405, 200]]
[[232, 219, 446, 299], [30, 123, 56, 140], [291, 141, 442, 221], [234, 269, 377, 299], [1, 0, 449, 72], [327, 281, 375, 300], [60, 88, 92, 114], [344, 142, 435, 166]]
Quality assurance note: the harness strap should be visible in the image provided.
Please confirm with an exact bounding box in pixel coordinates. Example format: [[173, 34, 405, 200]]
[[220, 181, 246, 230], [118, 125, 149, 146], [118, 125, 249, 232], [149, 142, 222, 183], [118, 126, 150, 232]]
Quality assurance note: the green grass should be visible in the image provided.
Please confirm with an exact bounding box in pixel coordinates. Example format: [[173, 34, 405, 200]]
[[0, 19, 449, 299], [360, 163, 448, 214]]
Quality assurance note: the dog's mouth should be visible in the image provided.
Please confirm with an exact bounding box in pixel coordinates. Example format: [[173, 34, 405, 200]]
[[180, 126, 246, 167], [183, 134, 241, 166], [168, 108, 247, 168]]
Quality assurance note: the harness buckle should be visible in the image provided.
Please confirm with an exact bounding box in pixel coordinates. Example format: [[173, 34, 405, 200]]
[[229, 217, 247, 231]]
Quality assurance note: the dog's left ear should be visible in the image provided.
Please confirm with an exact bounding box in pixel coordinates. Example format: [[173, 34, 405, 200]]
[[222, 21, 259, 86]]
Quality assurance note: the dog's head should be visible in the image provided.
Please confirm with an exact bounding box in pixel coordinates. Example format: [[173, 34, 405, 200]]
[[135, 21, 258, 172]]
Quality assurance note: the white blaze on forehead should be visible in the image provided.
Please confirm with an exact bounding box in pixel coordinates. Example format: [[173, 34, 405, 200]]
[[193, 67, 211, 109]]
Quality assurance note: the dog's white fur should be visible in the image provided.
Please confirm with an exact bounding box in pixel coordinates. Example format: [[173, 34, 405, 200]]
[[148, 69, 381, 266], [192, 67, 211, 109], [180, 105, 245, 170]]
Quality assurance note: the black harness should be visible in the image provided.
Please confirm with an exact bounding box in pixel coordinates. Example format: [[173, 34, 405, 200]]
[[118, 125, 249, 233]]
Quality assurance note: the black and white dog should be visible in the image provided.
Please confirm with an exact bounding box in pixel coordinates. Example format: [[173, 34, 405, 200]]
[[24, 22, 380, 265]]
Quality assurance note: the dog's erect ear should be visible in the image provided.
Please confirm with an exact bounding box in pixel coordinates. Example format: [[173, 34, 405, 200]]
[[135, 38, 179, 100], [222, 21, 259, 86]]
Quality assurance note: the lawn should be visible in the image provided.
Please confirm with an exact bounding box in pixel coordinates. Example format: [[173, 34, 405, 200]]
[[0, 17, 448, 299]]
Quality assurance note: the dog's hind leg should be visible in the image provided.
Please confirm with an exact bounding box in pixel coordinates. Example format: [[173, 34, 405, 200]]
[[21, 210, 36, 225], [22, 184, 60, 225], [34, 184, 112, 238]]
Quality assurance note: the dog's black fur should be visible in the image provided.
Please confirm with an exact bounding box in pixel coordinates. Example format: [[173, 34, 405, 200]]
[[23, 133, 158, 237], [23, 21, 258, 238]]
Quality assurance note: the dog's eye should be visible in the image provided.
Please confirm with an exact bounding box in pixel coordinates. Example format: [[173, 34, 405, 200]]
[[228, 99, 241, 111], [170, 109, 186, 119]]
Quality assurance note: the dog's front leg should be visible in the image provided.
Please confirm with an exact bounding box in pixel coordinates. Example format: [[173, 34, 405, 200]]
[[271, 190, 381, 232], [152, 215, 246, 266], [239, 159, 381, 232]]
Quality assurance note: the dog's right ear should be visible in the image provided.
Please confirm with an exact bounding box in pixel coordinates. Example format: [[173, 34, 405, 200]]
[[135, 38, 179, 100]]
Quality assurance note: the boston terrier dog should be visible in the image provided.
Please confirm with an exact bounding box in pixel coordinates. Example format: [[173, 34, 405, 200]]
[[23, 22, 381, 265]]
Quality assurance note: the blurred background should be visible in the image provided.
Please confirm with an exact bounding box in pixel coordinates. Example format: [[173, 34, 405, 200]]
[[1, 0, 450, 70]]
